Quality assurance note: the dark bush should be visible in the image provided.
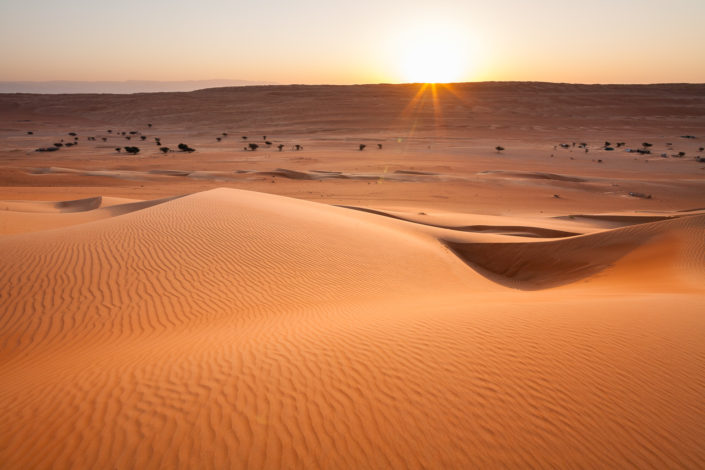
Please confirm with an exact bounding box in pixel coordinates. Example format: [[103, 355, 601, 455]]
[[124, 146, 140, 155], [178, 143, 195, 152], [248, 143, 259, 151], [160, 147, 170, 154]]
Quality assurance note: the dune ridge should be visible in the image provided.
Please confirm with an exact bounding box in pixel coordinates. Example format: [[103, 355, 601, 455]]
[[1, 188, 704, 469]]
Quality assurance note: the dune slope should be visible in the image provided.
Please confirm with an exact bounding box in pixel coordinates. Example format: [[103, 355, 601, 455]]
[[1, 188, 704, 469]]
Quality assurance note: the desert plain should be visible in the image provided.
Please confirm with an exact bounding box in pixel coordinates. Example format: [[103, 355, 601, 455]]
[[1, 82, 704, 469]]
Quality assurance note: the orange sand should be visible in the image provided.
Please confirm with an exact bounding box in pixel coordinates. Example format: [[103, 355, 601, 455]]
[[1, 83, 704, 468]]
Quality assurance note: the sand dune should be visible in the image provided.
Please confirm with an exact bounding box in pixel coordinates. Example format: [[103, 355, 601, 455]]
[[1, 188, 704, 469], [1, 83, 704, 468]]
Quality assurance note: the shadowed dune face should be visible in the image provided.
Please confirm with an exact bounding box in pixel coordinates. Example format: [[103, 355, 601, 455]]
[[447, 214, 705, 290], [1, 188, 704, 469]]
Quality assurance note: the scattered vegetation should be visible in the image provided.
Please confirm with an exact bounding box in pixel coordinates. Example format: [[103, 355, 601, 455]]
[[629, 191, 652, 199], [160, 147, 170, 154], [248, 143, 259, 151], [35, 147, 59, 152], [359, 144, 366, 151], [178, 143, 195, 152], [124, 146, 140, 155], [495, 146, 505, 153]]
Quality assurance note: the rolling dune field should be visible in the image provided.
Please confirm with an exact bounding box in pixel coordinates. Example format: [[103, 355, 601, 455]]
[[1, 83, 704, 469]]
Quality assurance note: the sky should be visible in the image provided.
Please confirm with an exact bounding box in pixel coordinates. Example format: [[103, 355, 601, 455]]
[[1, 0, 704, 85]]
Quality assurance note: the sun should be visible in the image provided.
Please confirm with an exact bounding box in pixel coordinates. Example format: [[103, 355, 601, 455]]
[[396, 26, 469, 83]]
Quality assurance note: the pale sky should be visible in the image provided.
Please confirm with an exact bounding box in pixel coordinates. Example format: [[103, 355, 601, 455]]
[[1, 0, 704, 84]]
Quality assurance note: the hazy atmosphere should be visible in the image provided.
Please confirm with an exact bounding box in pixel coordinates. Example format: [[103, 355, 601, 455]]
[[2, 0, 704, 87]]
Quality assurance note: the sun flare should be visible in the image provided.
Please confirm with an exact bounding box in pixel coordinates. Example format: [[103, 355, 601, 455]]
[[396, 26, 470, 84]]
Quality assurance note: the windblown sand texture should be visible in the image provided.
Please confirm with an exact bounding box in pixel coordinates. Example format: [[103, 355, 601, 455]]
[[1, 83, 705, 468]]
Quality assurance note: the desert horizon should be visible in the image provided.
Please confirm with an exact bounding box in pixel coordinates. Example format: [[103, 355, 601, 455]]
[[3, 79, 705, 95]]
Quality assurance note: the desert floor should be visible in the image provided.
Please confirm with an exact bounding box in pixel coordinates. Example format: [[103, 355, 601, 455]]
[[1, 83, 704, 469]]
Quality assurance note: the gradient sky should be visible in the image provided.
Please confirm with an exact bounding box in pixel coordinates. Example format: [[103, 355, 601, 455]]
[[1, 0, 704, 84]]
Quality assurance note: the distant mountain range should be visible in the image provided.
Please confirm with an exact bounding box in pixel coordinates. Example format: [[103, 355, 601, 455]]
[[0, 80, 277, 94]]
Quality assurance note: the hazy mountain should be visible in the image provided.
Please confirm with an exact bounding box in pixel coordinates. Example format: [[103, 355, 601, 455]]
[[0, 79, 277, 94]]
